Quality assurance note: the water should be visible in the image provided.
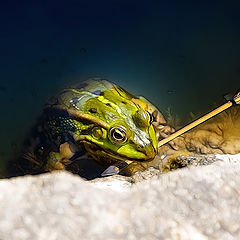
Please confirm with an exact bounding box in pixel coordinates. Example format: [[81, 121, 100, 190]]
[[0, 0, 239, 172]]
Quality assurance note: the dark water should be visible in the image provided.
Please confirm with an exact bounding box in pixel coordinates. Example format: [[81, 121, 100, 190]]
[[0, 0, 239, 169]]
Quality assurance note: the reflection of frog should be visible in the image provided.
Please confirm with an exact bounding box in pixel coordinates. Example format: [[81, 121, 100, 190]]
[[9, 78, 174, 178]]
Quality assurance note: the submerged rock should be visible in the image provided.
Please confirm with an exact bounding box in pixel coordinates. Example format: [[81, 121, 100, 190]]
[[0, 158, 240, 239]]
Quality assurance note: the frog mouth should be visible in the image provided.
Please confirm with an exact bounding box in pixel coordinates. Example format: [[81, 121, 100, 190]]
[[102, 150, 142, 162], [83, 141, 155, 164]]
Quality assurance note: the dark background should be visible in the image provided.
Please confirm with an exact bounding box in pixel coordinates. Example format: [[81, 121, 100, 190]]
[[0, 0, 239, 166]]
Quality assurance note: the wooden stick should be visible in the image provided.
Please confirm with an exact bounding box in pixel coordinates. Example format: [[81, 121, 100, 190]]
[[158, 101, 233, 148]]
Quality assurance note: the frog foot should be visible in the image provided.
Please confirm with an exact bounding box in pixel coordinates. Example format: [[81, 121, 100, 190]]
[[159, 150, 193, 173], [153, 122, 175, 138], [153, 122, 178, 149]]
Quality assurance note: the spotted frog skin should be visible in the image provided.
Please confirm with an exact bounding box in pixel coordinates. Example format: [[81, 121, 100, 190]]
[[9, 78, 174, 178]]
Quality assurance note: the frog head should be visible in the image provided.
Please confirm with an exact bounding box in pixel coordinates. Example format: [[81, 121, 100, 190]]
[[52, 78, 158, 165]]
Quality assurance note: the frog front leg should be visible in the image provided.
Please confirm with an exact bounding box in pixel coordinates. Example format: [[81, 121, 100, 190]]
[[45, 142, 75, 171]]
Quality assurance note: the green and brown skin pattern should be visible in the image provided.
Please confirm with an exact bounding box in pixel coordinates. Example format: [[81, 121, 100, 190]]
[[9, 78, 174, 178]]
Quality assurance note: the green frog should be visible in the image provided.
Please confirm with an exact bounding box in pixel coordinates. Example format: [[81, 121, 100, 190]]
[[9, 78, 174, 178]]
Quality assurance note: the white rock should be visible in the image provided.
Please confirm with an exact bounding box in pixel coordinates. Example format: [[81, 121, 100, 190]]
[[0, 160, 240, 239]]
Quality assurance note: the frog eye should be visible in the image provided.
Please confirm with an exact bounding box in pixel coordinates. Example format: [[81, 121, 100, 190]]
[[147, 111, 154, 124], [109, 127, 127, 144]]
